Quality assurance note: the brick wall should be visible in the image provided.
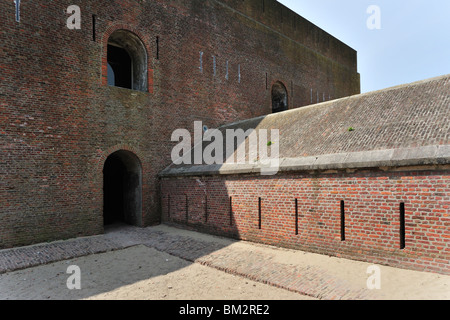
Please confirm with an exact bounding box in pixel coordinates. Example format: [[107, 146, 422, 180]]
[[1, 0, 359, 248], [160, 168, 450, 275]]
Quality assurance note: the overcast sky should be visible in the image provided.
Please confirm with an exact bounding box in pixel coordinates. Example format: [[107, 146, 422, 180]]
[[277, 0, 450, 93]]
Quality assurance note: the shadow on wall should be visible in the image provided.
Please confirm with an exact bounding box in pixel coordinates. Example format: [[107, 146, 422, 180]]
[[158, 113, 274, 242], [160, 165, 450, 276], [157, 97, 450, 276]]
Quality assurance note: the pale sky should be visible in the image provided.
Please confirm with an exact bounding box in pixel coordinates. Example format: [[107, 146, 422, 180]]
[[277, 0, 450, 93]]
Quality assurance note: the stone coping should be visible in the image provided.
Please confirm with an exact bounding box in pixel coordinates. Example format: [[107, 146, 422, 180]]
[[159, 144, 450, 177]]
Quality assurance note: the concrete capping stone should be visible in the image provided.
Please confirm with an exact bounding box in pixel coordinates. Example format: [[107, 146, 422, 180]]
[[437, 145, 450, 158], [159, 145, 450, 177], [219, 163, 259, 175]]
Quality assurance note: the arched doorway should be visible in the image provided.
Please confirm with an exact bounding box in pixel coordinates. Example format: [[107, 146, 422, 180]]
[[103, 150, 142, 226], [272, 81, 288, 113]]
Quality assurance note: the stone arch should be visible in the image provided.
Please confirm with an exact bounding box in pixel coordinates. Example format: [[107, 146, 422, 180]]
[[103, 150, 143, 226], [272, 81, 288, 113], [107, 29, 148, 91]]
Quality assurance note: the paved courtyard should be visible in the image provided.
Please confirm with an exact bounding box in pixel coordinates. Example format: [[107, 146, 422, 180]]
[[0, 224, 448, 300]]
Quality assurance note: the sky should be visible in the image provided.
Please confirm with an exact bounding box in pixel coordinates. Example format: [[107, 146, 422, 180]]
[[277, 0, 450, 93]]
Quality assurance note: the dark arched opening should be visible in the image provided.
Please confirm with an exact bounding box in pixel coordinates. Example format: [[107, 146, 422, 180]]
[[103, 150, 142, 226], [107, 29, 148, 91], [272, 81, 288, 113]]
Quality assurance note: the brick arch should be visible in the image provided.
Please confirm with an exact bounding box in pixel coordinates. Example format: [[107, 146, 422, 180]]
[[100, 23, 153, 93], [95, 144, 145, 178]]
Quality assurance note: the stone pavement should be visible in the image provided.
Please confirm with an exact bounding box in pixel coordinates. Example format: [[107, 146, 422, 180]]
[[0, 224, 448, 300]]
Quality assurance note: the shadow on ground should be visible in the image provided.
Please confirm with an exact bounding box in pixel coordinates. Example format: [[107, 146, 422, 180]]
[[0, 223, 266, 300]]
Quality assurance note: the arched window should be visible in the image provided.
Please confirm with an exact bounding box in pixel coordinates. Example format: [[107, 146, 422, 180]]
[[107, 30, 148, 92], [272, 82, 288, 113]]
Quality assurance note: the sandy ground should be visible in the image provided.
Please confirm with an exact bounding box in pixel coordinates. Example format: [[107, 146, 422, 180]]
[[0, 245, 314, 300], [0, 225, 449, 300]]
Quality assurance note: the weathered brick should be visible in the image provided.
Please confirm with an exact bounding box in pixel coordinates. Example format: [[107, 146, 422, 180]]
[[161, 169, 450, 275], [0, 0, 360, 249]]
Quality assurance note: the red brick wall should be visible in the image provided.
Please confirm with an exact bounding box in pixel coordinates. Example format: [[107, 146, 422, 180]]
[[161, 169, 450, 275], [1, 0, 359, 248]]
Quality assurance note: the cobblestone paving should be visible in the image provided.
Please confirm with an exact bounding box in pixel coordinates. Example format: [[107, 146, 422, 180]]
[[0, 224, 423, 300]]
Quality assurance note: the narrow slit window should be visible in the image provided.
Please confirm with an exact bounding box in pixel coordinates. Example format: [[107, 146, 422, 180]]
[[295, 198, 299, 235], [156, 36, 160, 60], [92, 15, 96, 41], [199, 51, 203, 72], [185, 195, 189, 222], [205, 195, 208, 223], [400, 203, 406, 249], [258, 197, 262, 229], [340, 200, 345, 241], [230, 196, 233, 226], [167, 194, 171, 218]]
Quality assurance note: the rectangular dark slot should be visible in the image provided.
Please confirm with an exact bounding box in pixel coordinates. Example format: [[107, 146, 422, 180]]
[[156, 36, 160, 60], [205, 195, 208, 223], [291, 80, 294, 99], [340, 200, 345, 241], [262, 0, 265, 13], [295, 198, 299, 235], [230, 196, 233, 226], [167, 194, 170, 218], [265, 73, 268, 90], [92, 15, 96, 41], [258, 197, 262, 229], [185, 194, 189, 222], [400, 203, 406, 249]]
